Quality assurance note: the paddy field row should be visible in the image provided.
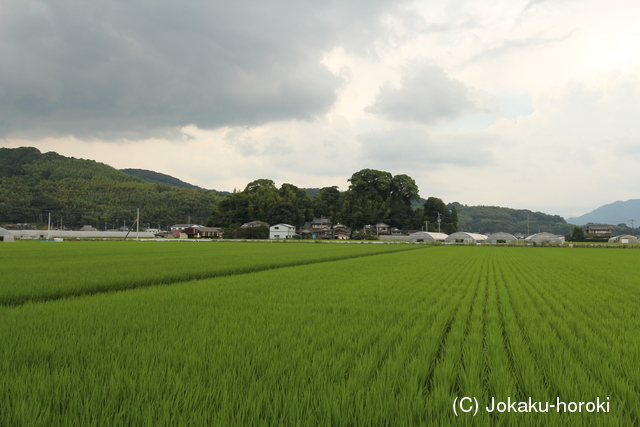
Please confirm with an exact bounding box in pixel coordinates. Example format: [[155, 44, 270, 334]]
[[1, 243, 638, 426]]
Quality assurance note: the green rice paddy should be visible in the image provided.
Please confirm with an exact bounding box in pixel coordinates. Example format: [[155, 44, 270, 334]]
[[1, 242, 638, 426]]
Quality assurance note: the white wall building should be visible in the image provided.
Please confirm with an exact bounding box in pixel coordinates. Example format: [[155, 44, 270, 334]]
[[269, 224, 296, 239]]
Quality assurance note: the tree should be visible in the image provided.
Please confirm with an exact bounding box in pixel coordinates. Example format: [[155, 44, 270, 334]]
[[570, 226, 586, 242], [244, 179, 276, 193], [267, 202, 298, 226], [345, 169, 421, 229], [424, 197, 457, 234]]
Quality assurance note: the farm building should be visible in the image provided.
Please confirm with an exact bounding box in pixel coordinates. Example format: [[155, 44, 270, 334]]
[[525, 232, 565, 244], [608, 234, 638, 244], [182, 226, 224, 239], [444, 232, 487, 244], [0, 228, 14, 242], [406, 231, 448, 243], [584, 224, 613, 239], [486, 232, 518, 244], [269, 224, 296, 239]]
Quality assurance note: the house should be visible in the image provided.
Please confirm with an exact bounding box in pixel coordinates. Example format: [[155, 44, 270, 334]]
[[584, 224, 613, 239], [182, 226, 224, 239], [241, 221, 270, 228], [333, 223, 351, 240], [364, 223, 389, 235], [299, 218, 333, 239], [269, 224, 296, 239]]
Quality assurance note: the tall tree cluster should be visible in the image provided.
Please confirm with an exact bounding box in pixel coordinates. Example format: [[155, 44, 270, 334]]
[[211, 168, 458, 232]]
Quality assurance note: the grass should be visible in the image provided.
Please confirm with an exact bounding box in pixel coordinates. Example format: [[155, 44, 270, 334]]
[[0, 245, 638, 425], [0, 240, 421, 306]]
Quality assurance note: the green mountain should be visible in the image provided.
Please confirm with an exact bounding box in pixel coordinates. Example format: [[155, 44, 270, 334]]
[[451, 203, 572, 235], [0, 147, 223, 229], [121, 168, 202, 190]]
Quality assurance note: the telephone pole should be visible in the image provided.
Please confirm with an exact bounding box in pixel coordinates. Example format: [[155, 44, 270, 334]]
[[437, 212, 442, 233]]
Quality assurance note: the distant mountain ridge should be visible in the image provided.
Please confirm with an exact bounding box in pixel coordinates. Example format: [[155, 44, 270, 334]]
[[121, 168, 207, 191], [566, 199, 640, 226]]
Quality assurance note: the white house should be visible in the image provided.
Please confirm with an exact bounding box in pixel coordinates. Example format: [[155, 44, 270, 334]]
[[269, 224, 296, 239]]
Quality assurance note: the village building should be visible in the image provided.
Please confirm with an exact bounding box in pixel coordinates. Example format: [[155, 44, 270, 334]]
[[269, 224, 296, 239], [332, 223, 352, 240], [181, 226, 224, 239], [299, 218, 333, 239], [584, 224, 613, 239]]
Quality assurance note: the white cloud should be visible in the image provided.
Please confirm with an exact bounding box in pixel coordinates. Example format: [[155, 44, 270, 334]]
[[4, 0, 640, 219], [365, 63, 493, 124]]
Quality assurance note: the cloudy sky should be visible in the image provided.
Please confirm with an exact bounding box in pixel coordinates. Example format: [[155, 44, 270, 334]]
[[2, 0, 639, 218]]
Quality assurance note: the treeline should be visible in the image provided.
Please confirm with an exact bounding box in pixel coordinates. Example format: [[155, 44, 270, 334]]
[[453, 203, 571, 235], [0, 147, 223, 228], [210, 169, 459, 233], [1, 147, 574, 235]]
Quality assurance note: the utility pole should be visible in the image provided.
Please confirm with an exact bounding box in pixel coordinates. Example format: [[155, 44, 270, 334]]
[[425, 221, 428, 232], [437, 212, 442, 233], [136, 208, 139, 240], [631, 219, 636, 235]]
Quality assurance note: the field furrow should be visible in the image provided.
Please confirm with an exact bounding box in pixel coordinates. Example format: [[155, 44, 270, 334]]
[[1, 244, 639, 426]]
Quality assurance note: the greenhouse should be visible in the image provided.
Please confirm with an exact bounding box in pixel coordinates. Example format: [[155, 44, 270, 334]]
[[525, 232, 565, 244], [0, 228, 14, 242], [608, 234, 638, 244], [444, 232, 487, 245], [406, 231, 448, 243], [485, 232, 519, 244]]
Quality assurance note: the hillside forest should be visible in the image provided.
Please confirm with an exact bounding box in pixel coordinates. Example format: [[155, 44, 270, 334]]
[[0, 147, 573, 235]]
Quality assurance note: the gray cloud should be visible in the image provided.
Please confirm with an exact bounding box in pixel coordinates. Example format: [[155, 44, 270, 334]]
[[0, 0, 406, 139], [358, 125, 495, 167], [366, 64, 487, 124]]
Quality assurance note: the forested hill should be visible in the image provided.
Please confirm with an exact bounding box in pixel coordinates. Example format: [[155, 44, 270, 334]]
[[122, 168, 212, 192], [0, 147, 223, 229], [452, 203, 572, 235]]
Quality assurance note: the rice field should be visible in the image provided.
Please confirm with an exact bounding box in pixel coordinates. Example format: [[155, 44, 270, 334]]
[[1, 242, 639, 426]]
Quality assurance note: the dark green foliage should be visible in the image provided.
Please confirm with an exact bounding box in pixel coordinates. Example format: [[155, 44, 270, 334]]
[[568, 226, 586, 242], [451, 202, 571, 235], [345, 169, 420, 229], [423, 197, 458, 234], [351, 230, 380, 240], [0, 147, 223, 228], [121, 168, 220, 192], [226, 225, 270, 239], [212, 182, 312, 227]]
